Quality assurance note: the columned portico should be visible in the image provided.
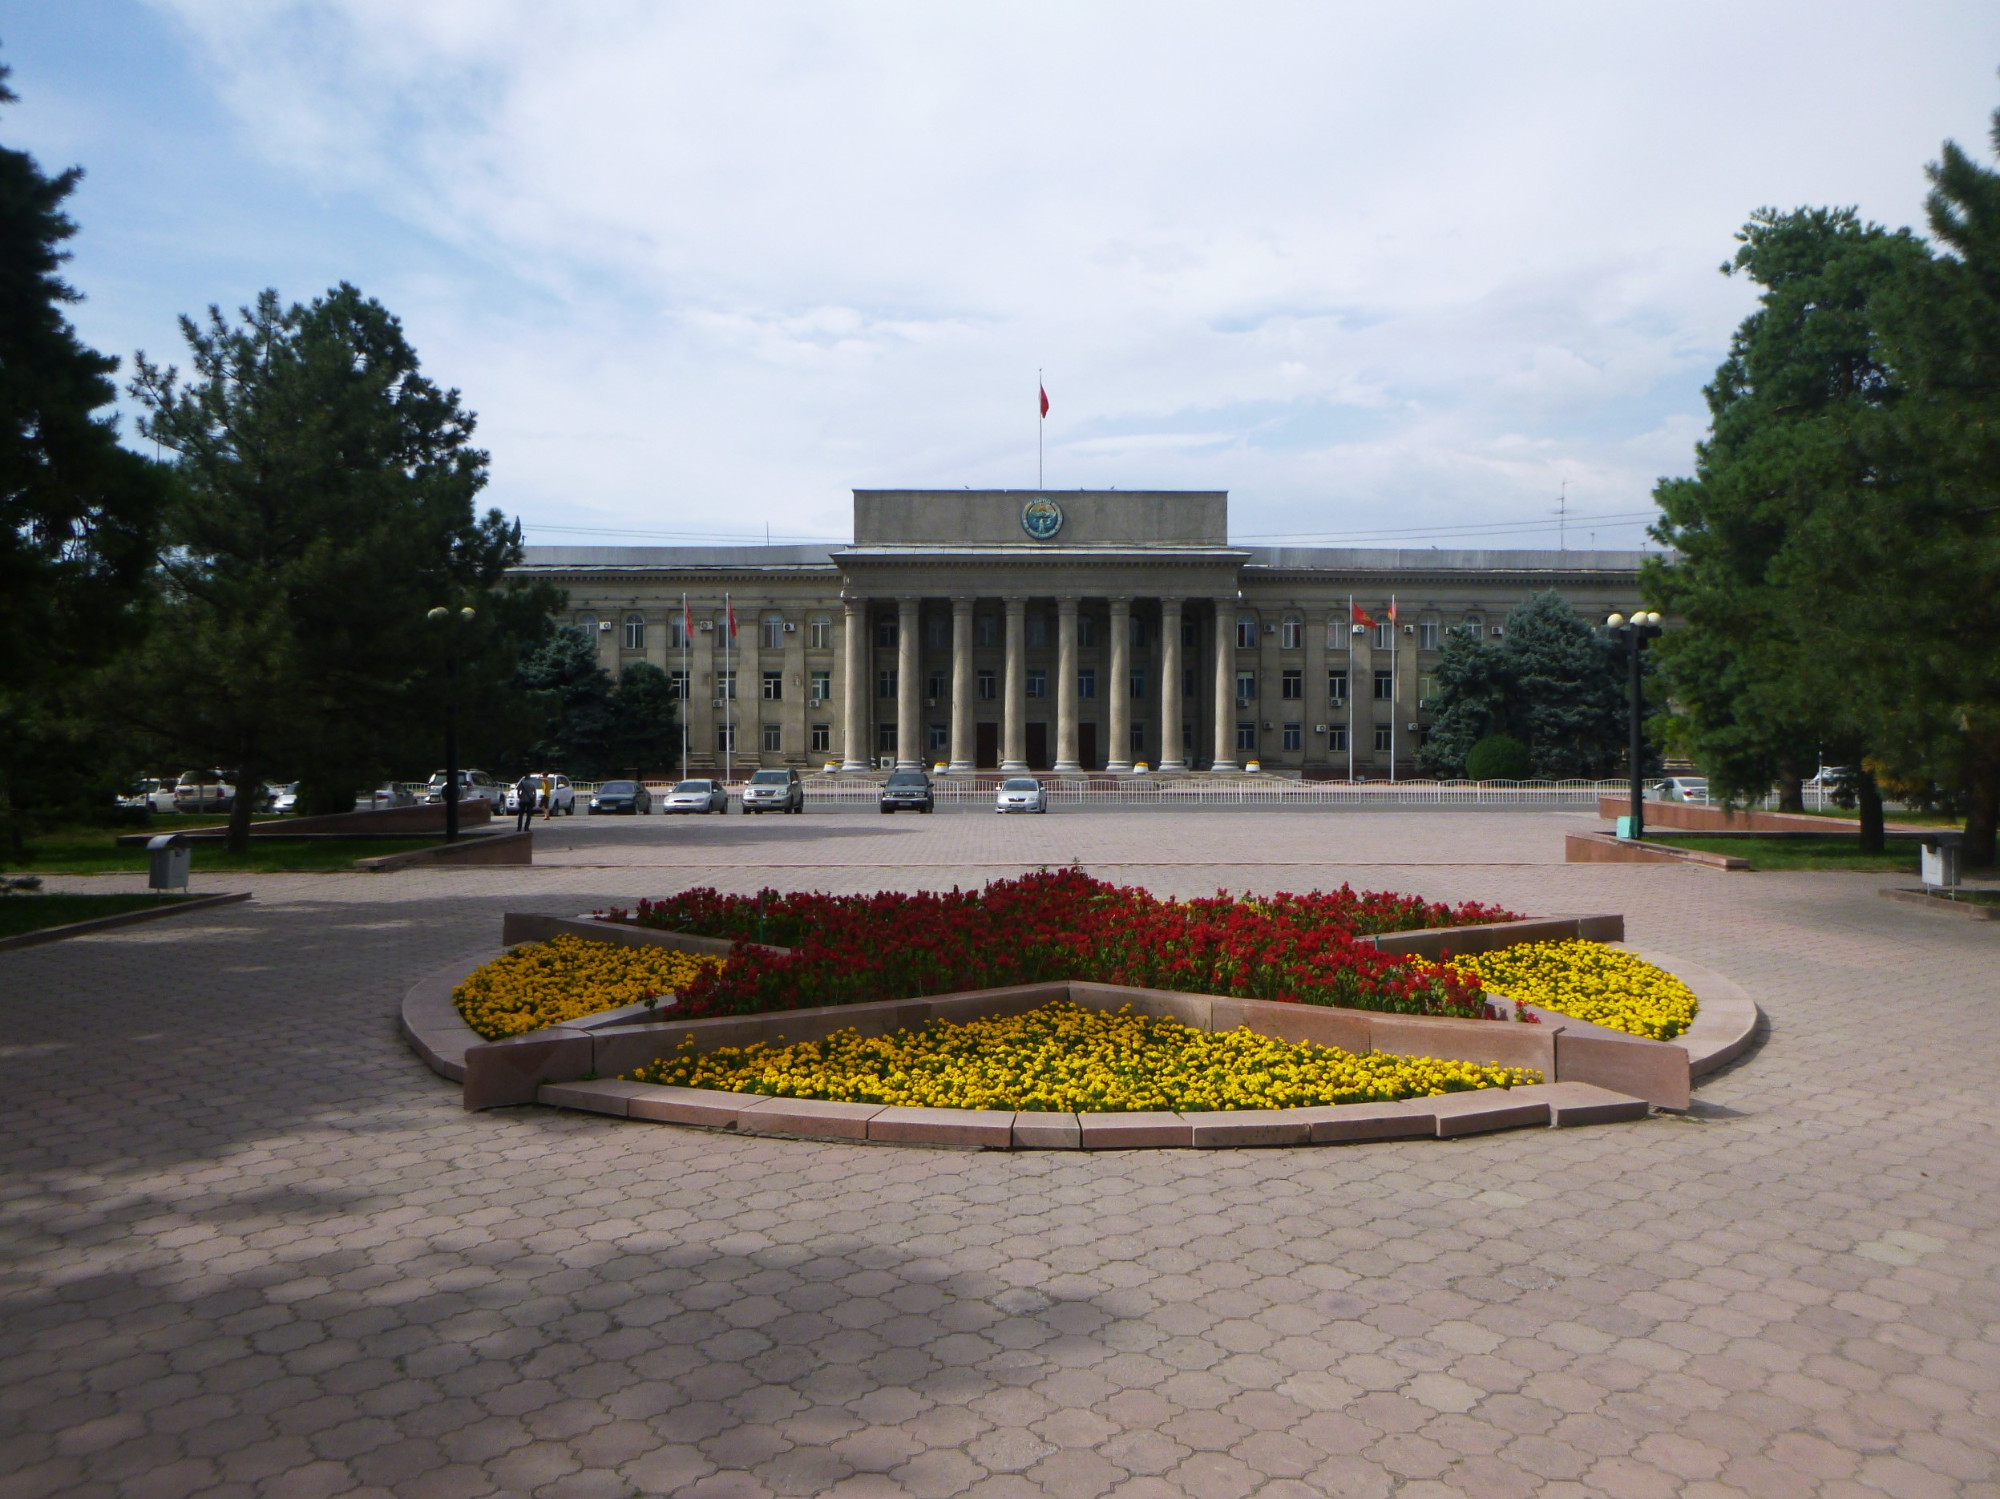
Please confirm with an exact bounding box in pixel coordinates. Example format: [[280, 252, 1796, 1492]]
[[841, 597, 868, 770], [1054, 597, 1081, 773], [1001, 597, 1027, 772], [895, 598, 921, 769], [948, 597, 975, 773], [1159, 599, 1185, 771], [1212, 597, 1238, 772], [1106, 597, 1132, 773]]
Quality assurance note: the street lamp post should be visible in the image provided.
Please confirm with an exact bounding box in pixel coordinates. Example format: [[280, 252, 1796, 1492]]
[[427, 606, 477, 842], [1605, 610, 1663, 840]]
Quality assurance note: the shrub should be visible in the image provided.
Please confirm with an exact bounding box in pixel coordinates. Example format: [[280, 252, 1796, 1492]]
[[1465, 734, 1531, 781]]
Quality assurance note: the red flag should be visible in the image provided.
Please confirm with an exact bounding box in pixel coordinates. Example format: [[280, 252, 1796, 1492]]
[[726, 597, 737, 638], [1039, 384, 1049, 418], [1388, 597, 1398, 624], [1351, 603, 1377, 629], [683, 597, 692, 642]]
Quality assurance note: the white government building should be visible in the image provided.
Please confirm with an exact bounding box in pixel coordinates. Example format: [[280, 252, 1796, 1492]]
[[515, 489, 1645, 778]]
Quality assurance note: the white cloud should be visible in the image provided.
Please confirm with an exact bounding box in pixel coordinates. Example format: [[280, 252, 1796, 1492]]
[[139, 0, 2000, 547]]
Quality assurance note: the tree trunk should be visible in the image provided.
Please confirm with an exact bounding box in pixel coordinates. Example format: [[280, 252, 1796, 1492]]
[[1966, 762, 2000, 870], [1776, 772, 1805, 814], [226, 768, 259, 855], [1855, 766, 1885, 854]]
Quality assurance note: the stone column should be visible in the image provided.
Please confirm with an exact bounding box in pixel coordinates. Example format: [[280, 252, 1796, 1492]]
[[1212, 599, 1238, 772], [1001, 597, 1027, 772], [1304, 610, 1328, 771], [896, 597, 921, 769], [1159, 599, 1185, 772], [1054, 597, 1081, 772], [1106, 597, 1132, 772], [840, 597, 868, 771], [948, 596, 975, 773]]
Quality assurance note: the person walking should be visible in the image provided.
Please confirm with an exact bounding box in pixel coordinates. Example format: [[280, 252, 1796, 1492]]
[[514, 772, 538, 832], [541, 771, 556, 821]]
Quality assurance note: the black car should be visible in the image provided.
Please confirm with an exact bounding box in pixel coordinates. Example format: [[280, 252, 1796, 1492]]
[[879, 769, 934, 814], [589, 779, 653, 814]]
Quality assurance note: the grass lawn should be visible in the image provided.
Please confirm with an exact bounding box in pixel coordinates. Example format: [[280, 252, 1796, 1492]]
[[1, 828, 445, 874], [0, 893, 198, 940], [1646, 833, 1921, 872]]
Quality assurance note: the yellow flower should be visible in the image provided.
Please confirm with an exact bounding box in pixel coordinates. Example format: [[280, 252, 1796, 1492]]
[[453, 936, 729, 1040], [1451, 941, 1696, 1040]]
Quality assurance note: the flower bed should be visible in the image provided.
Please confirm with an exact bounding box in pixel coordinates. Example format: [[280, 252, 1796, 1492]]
[[611, 870, 1515, 1021], [453, 935, 728, 1040], [1453, 941, 1698, 1041], [626, 1001, 1541, 1112]]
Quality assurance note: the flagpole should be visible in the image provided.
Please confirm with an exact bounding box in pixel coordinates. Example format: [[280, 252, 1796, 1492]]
[[724, 591, 732, 787], [1037, 368, 1043, 489], [1346, 594, 1355, 784], [1389, 595, 1398, 785], [680, 592, 689, 777]]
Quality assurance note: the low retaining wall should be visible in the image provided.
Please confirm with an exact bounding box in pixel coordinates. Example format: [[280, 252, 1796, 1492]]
[[1593, 796, 1949, 836], [356, 830, 532, 872], [0, 891, 252, 952], [120, 801, 491, 845], [1566, 831, 1748, 869]]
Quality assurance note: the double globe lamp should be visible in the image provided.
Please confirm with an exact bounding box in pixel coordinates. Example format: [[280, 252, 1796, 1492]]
[[1605, 610, 1664, 839]]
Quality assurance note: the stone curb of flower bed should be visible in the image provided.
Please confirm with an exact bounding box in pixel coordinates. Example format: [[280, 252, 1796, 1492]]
[[0, 891, 252, 953], [398, 911, 1773, 1147]]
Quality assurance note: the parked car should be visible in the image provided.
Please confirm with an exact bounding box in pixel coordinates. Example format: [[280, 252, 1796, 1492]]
[[505, 774, 576, 815], [117, 777, 179, 814], [1654, 776, 1709, 804], [266, 782, 300, 814], [995, 776, 1048, 814], [172, 770, 235, 813], [589, 779, 652, 815], [363, 782, 417, 809], [663, 779, 730, 814], [742, 768, 804, 814], [879, 769, 934, 814], [421, 770, 503, 806]]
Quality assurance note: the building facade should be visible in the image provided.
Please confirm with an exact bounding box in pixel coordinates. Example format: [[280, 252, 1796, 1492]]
[[516, 489, 1645, 778]]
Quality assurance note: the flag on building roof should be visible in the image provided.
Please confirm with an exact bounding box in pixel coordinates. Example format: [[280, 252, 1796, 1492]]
[[1351, 602, 1377, 628], [1039, 383, 1049, 418]]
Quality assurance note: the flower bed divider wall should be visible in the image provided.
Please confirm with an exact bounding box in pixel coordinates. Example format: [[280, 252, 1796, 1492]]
[[442, 911, 1692, 1125]]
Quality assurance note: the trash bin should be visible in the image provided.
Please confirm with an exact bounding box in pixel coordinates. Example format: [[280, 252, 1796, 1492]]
[[147, 833, 190, 892], [1920, 834, 1961, 890]]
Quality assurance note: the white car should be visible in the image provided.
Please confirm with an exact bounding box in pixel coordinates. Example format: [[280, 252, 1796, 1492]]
[[172, 770, 235, 812], [1654, 776, 1709, 804], [996, 776, 1048, 813], [505, 774, 576, 815], [664, 779, 730, 814], [267, 782, 300, 814], [421, 770, 504, 806], [117, 778, 180, 814]]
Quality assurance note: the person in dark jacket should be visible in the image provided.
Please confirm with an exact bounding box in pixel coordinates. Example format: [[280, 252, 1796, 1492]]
[[514, 774, 538, 831]]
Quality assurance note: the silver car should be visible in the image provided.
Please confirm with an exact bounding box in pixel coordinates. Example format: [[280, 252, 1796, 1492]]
[[996, 776, 1048, 814], [664, 779, 730, 814], [742, 768, 804, 814]]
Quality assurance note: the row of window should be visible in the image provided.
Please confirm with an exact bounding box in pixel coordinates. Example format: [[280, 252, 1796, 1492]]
[[584, 610, 1492, 655], [714, 720, 1411, 760], [675, 665, 1441, 708]]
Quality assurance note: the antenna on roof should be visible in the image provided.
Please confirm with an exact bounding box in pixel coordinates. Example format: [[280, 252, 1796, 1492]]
[[1557, 479, 1568, 552]]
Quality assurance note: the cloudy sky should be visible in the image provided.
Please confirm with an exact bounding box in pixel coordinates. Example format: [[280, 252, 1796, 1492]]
[[9, 4, 2000, 549]]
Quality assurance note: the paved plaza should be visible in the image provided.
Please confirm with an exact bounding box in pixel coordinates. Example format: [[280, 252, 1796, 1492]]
[[3, 810, 1996, 1499]]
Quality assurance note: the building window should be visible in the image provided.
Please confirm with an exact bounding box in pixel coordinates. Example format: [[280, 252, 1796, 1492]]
[[1078, 613, 1096, 648], [809, 617, 831, 649], [667, 615, 687, 650], [1463, 614, 1483, 636], [576, 613, 598, 637], [1078, 668, 1096, 701], [1330, 725, 1347, 752], [1373, 621, 1393, 650], [877, 722, 898, 754], [1130, 722, 1145, 754], [1236, 613, 1258, 649], [1183, 721, 1195, 752], [1325, 619, 1345, 651], [1131, 615, 1147, 649], [977, 614, 998, 647], [1282, 723, 1302, 751], [762, 616, 785, 650], [1237, 721, 1258, 752], [1280, 617, 1302, 650], [810, 723, 831, 754], [1026, 669, 1047, 699], [926, 613, 948, 649], [623, 614, 645, 650], [1281, 668, 1303, 700], [717, 670, 737, 701], [926, 669, 947, 700], [1236, 670, 1257, 704], [810, 670, 830, 704], [1419, 620, 1440, 650], [1130, 668, 1145, 700], [762, 722, 782, 753], [878, 669, 897, 699], [928, 723, 948, 754], [1184, 666, 1198, 698], [1182, 618, 1198, 648], [716, 722, 737, 753], [1373, 669, 1393, 700], [762, 671, 783, 701], [1374, 725, 1394, 752], [977, 668, 997, 701], [1027, 612, 1048, 648], [876, 617, 897, 647], [668, 669, 689, 701], [1328, 669, 1348, 704], [1419, 673, 1439, 707]]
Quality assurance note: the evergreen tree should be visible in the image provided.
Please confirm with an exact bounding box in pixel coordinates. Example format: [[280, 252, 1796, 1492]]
[[604, 663, 683, 781], [1415, 625, 1510, 777], [127, 285, 560, 849], [0, 63, 165, 851]]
